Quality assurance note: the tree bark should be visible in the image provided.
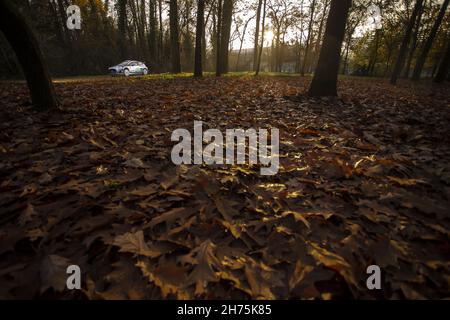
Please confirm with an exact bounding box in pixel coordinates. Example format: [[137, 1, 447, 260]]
[[390, 0, 424, 85], [434, 41, 450, 83], [194, 0, 205, 77], [0, 0, 58, 111], [368, 29, 381, 76], [149, 0, 158, 70], [255, 0, 267, 76], [403, 1, 424, 78], [117, 0, 128, 60], [308, 0, 351, 97], [412, 0, 449, 80], [219, 0, 233, 74], [253, 0, 263, 71], [158, 0, 163, 65], [235, 15, 253, 71], [313, 0, 329, 70], [301, 0, 317, 76], [215, 0, 222, 76], [169, 0, 181, 73]]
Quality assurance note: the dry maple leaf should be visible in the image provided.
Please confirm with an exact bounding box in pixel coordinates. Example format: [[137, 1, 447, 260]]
[[281, 210, 311, 229], [124, 157, 148, 168], [387, 176, 427, 186], [181, 239, 222, 296], [136, 260, 189, 299], [146, 207, 191, 230], [40, 255, 71, 293], [244, 259, 277, 299], [113, 230, 162, 258], [307, 242, 358, 288]]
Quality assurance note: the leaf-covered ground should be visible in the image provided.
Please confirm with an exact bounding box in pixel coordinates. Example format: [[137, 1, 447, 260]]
[[0, 75, 449, 299]]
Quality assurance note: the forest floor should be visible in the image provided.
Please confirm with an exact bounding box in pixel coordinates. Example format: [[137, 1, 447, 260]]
[[0, 75, 449, 299]]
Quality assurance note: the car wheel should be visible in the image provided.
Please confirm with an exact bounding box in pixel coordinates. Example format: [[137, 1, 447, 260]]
[[142, 68, 148, 75], [124, 68, 130, 77]]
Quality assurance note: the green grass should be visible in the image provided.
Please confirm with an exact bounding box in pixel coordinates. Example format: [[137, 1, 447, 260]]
[[1, 71, 386, 85], [139, 71, 307, 80]]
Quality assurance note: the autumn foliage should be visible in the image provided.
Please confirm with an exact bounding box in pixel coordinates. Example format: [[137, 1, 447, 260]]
[[0, 75, 449, 299]]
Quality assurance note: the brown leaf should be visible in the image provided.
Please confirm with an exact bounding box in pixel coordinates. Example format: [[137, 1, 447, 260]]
[[113, 231, 162, 258]]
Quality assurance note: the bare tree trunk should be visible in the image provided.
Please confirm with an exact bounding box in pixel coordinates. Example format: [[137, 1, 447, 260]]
[[342, 35, 350, 75], [158, 0, 163, 65], [384, 44, 394, 76], [235, 15, 253, 71], [403, 2, 424, 78], [301, 0, 316, 76], [117, 0, 128, 60], [129, 0, 146, 60], [308, 0, 351, 96], [182, 0, 194, 71], [434, 41, 450, 83], [390, 0, 424, 85], [412, 0, 449, 80], [0, 0, 58, 111], [313, 0, 329, 70], [0, 38, 17, 74], [49, 0, 65, 50], [215, 0, 222, 76], [255, 0, 267, 76], [253, 0, 263, 71], [368, 29, 381, 76], [219, 0, 233, 74], [149, 0, 158, 70], [169, 0, 181, 73], [202, 3, 213, 71], [194, 0, 205, 77]]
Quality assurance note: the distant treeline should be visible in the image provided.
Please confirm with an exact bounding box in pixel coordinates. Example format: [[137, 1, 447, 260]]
[[0, 0, 449, 79]]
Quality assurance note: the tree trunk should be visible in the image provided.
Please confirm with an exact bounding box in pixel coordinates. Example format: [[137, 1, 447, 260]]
[[0, 0, 58, 111], [342, 35, 350, 75], [403, 2, 424, 78], [301, 0, 316, 76], [368, 29, 381, 76], [412, 0, 449, 80], [308, 0, 351, 97], [169, 0, 181, 73], [117, 0, 128, 60], [128, 0, 146, 60], [390, 0, 424, 85], [434, 41, 450, 83], [158, 0, 163, 65], [313, 0, 329, 70], [202, 5, 213, 71], [149, 0, 158, 70], [215, 0, 222, 76], [182, 1, 194, 71], [139, 0, 148, 60], [275, 29, 281, 72], [194, 0, 205, 77], [219, 0, 233, 74], [236, 16, 253, 71], [253, 0, 263, 71], [255, 0, 267, 76]]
